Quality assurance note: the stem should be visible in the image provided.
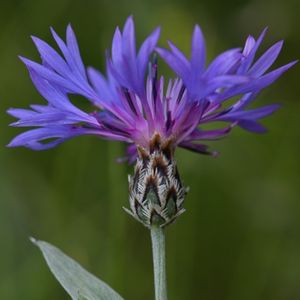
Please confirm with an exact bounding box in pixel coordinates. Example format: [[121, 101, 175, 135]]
[[150, 226, 168, 300]]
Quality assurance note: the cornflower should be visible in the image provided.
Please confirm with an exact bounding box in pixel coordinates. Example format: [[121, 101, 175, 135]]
[[8, 16, 296, 300], [8, 17, 295, 226]]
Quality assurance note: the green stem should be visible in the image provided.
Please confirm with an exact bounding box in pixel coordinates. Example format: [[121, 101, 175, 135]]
[[150, 226, 168, 300]]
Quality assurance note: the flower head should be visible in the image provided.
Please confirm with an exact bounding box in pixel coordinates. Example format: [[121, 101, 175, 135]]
[[7, 17, 296, 161], [7, 17, 296, 227]]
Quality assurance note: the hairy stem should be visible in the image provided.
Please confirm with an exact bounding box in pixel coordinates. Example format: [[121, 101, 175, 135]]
[[150, 226, 168, 300]]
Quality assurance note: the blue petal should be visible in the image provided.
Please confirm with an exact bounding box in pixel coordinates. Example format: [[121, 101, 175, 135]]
[[7, 108, 38, 119], [20, 56, 79, 92], [204, 48, 241, 77], [249, 40, 283, 77], [7, 126, 83, 150], [217, 61, 297, 102], [238, 27, 268, 74], [191, 25, 206, 74], [218, 104, 280, 121], [238, 120, 267, 133], [122, 16, 136, 59], [87, 67, 115, 103], [31, 36, 70, 77], [167, 41, 190, 70], [179, 141, 218, 156], [243, 35, 256, 56], [111, 27, 123, 67], [66, 24, 87, 79], [137, 27, 160, 79], [9, 112, 80, 127], [156, 47, 189, 81]]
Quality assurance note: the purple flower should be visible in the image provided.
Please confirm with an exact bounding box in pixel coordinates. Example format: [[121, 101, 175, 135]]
[[8, 16, 296, 162]]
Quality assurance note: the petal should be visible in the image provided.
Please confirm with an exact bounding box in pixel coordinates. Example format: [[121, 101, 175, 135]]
[[191, 25, 206, 73], [243, 35, 256, 56], [217, 60, 297, 102], [238, 27, 268, 74], [111, 27, 123, 67], [9, 112, 81, 127], [218, 104, 280, 121], [137, 27, 160, 79], [20, 56, 79, 92], [66, 24, 87, 79], [238, 120, 267, 133], [50, 27, 76, 72], [7, 126, 83, 149], [31, 36, 70, 77], [205, 48, 241, 77], [7, 108, 38, 119], [203, 75, 250, 97], [87, 67, 114, 103], [167, 40, 190, 71], [156, 47, 189, 81], [179, 141, 218, 156], [122, 16, 136, 59], [7, 125, 131, 150], [187, 124, 235, 140], [249, 40, 283, 77], [29, 70, 96, 123], [230, 92, 258, 111]]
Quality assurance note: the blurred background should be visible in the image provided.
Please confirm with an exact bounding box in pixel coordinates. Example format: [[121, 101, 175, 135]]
[[0, 0, 299, 299]]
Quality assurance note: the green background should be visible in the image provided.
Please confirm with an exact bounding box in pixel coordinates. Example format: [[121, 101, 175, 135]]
[[0, 0, 299, 299]]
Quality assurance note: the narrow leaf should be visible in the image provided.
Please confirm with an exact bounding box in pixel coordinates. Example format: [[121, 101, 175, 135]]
[[78, 291, 90, 300], [31, 238, 124, 300]]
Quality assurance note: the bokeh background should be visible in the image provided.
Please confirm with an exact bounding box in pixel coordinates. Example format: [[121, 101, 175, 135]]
[[0, 0, 299, 299]]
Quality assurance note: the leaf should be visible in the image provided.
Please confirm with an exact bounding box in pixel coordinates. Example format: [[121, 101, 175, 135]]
[[77, 290, 89, 300], [31, 238, 124, 300], [78, 292, 89, 300]]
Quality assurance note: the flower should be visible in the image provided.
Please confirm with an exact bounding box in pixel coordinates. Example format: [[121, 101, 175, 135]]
[[7, 17, 296, 226], [7, 17, 295, 160]]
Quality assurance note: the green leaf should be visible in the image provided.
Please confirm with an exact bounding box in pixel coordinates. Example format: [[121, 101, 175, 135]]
[[31, 238, 124, 300], [77, 291, 89, 300]]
